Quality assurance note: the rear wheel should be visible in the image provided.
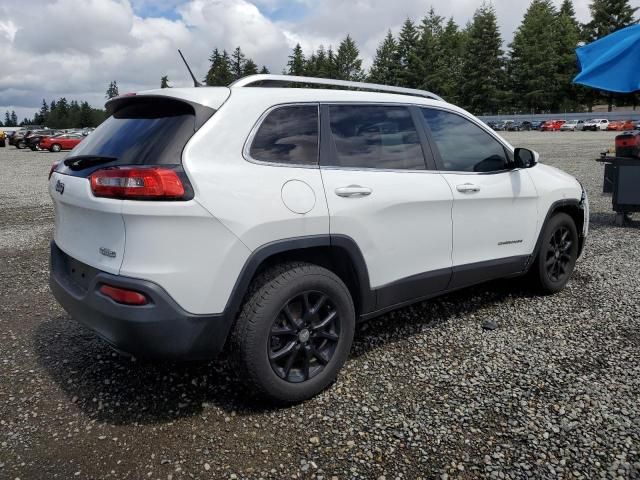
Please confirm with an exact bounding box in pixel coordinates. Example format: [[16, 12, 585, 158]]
[[529, 213, 579, 294], [50, 144, 61, 152], [16, 140, 25, 149], [231, 262, 355, 404]]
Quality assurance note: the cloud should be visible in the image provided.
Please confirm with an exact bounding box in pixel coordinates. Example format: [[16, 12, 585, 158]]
[[0, 0, 598, 122]]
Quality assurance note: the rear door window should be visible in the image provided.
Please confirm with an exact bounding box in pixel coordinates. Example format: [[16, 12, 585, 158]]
[[325, 105, 425, 170], [249, 105, 319, 165]]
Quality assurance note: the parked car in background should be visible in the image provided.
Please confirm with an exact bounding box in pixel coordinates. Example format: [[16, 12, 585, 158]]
[[520, 121, 533, 131], [560, 120, 585, 131], [26, 130, 60, 150], [541, 120, 566, 131], [492, 121, 507, 131], [507, 121, 523, 131], [607, 120, 635, 131], [0, 130, 5, 147], [12, 130, 30, 148], [39, 133, 83, 152], [584, 119, 609, 131], [530, 120, 545, 130]]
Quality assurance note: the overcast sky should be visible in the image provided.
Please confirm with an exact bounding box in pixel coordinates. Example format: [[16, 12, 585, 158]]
[[0, 0, 628, 122]]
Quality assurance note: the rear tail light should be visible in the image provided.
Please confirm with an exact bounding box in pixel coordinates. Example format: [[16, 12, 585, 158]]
[[49, 161, 60, 179], [89, 167, 186, 200], [99, 284, 149, 305]]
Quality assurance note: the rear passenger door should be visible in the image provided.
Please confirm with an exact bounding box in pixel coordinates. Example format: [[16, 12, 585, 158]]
[[420, 107, 538, 288], [319, 104, 454, 309]]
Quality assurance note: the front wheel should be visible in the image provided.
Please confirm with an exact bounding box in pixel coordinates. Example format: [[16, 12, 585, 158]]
[[50, 144, 61, 152], [529, 213, 579, 294], [231, 262, 355, 404]]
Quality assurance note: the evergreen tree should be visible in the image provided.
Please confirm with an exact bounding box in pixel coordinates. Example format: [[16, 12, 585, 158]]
[[509, 0, 560, 113], [231, 46, 246, 79], [459, 3, 504, 114], [38, 99, 49, 125], [555, 0, 583, 111], [79, 101, 93, 127], [4, 111, 10, 126], [205, 49, 234, 86], [105, 81, 119, 99], [10, 111, 18, 127], [433, 18, 466, 103], [334, 35, 364, 81], [417, 8, 445, 91], [259, 65, 270, 74], [396, 18, 421, 88], [243, 59, 259, 76], [160, 75, 170, 88], [368, 31, 398, 85], [584, 0, 638, 40], [325, 47, 337, 79], [287, 44, 306, 76]]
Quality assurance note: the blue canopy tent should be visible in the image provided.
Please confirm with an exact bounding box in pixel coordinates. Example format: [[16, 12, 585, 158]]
[[573, 24, 640, 93], [576, 24, 640, 226]]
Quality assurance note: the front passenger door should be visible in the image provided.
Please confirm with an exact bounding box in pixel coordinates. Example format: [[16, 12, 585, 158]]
[[420, 108, 538, 288]]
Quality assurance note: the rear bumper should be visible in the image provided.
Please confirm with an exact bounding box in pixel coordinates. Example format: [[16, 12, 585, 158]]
[[49, 241, 232, 360]]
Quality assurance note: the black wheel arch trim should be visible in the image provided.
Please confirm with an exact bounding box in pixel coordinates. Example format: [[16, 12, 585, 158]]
[[221, 234, 375, 325], [529, 198, 586, 269]]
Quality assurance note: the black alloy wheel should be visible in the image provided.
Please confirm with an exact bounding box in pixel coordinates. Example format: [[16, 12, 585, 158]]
[[544, 226, 573, 283], [530, 213, 579, 294], [268, 291, 340, 383]]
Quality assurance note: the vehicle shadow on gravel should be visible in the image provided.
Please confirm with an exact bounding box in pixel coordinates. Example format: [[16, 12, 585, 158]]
[[33, 279, 543, 425]]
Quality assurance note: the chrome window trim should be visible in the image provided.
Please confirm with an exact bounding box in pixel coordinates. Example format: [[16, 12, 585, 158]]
[[242, 102, 321, 169]]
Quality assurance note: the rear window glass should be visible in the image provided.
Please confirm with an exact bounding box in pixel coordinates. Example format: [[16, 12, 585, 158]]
[[67, 99, 197, 166]]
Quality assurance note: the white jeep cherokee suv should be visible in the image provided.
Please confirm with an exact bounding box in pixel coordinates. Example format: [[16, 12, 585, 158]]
[[49, 75, 588, 403]]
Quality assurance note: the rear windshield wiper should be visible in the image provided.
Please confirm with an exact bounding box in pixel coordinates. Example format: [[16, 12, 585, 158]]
[[64, 156, 117, 171]]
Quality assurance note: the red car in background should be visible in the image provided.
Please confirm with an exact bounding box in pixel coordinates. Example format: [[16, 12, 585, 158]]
[[608, 120, 636, 131], [39, 133, 83, 152], [541, 120, 566, 131]]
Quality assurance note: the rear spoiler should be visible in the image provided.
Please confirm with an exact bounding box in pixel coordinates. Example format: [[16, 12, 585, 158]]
[[105, 94, 216, 130]]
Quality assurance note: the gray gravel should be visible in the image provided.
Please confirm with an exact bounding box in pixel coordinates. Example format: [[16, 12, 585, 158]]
[[1, 131, 639, 479]]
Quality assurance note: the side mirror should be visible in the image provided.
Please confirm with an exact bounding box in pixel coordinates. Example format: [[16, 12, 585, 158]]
[[514, 147, 539, 168]]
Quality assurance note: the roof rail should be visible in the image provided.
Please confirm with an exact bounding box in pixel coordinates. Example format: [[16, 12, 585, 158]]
[[229, 74, 444, 102]]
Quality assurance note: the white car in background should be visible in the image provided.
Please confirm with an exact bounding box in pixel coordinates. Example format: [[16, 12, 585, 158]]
[[560, 120, 585, 131], [584, 119, 609, 131]]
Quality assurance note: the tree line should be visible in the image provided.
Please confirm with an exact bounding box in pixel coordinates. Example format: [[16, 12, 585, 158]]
[[194, 0, 637, 115], [0, 99, 108, 129]]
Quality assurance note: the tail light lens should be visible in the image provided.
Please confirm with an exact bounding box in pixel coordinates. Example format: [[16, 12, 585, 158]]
[[90, 167, 186, 200], [99, 284, 148, 305], [49, 161, 60, 179]]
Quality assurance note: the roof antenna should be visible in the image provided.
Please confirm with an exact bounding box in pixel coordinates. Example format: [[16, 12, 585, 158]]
[[178, 49, 202, 87]]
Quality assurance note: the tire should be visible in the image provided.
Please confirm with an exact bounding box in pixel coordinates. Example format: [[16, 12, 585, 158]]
[[51, 144, 61, 152], [0, 140, 5, 147], [231, 262, 355, 404], [16, 141, 25, 149], [529, 213, 579, 294]]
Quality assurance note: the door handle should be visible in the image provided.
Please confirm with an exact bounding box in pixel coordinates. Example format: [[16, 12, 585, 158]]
[[335, 185, 372, 198], [456, 183, 481, 194]]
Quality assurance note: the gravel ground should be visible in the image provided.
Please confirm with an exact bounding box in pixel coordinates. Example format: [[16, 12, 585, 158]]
[[1, 131, 639, 480]]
